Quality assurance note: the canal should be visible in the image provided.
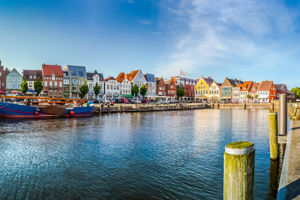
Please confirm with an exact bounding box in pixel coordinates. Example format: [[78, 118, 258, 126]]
[[0, 109, 278, 199]]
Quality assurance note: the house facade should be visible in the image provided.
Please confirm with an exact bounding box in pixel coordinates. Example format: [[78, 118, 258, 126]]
[[127, 70, 147, 91], [249, 82, 260, 101], [240, 81, 253, 102], [42, 64, 64, 98], [145, 73, 156, 96], [87, 70, 104, 99], [209, 81, 221, 101], [157, 78, 166, 96], [257, 81, 276, 103], [23, 70, 43, 91], [0, 61, 9, 92], [104, 77, 119, 98], [221, 78, 243, 101], [275, 84, 296, 102], [165, 79, 177, 98], [116, 72, 131, 96], [232, 85, 242, 103], [63, 70, 70, 98], [6, 68, 22, 92], [172, 76, 196, 99], [195, 77, 214, 100], [65, 65, 87, 98]]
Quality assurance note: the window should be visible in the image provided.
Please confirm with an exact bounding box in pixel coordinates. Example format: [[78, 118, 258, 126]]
[[78, 71, 84, 76], [73, 79, 77, 85], [50, 81, 53, 87], [55, 81, 57, 87], [59, 82, 62, 87], [70, 70, 77, 76], [44, 81, 48, 87]]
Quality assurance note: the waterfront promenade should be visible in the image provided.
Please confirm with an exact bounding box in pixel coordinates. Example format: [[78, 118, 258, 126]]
[[278, 120, 300, 199]]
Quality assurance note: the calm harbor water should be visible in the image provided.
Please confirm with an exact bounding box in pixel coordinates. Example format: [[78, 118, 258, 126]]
[[0, 109, 279, 199]]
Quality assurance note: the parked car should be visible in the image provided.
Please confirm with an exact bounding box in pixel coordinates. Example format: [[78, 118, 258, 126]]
[[141, 99, 150, 104], [121, 98, 129, 103], [131, 98, 141, 104]]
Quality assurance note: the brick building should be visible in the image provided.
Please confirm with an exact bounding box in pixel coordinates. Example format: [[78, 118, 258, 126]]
[[0, 61, 10, 92], [42, 64, 64, 98]]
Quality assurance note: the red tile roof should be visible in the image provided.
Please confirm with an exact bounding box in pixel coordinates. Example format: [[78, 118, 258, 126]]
[[42, 64, 63, 77], [240, 81, 253, 92], [250, 83, 260, 93], [126, 70, 139, 82], [104, 76, 115, 81], [116, 72, 126, 83], [258, 81, 274, 91]]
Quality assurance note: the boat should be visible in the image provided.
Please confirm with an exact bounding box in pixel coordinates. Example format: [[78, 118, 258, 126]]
[[0, 96, 94, 119]]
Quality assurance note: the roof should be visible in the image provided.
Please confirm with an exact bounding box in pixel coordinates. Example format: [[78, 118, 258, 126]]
[[250, 83, 260, 92], [116, 72, 126, 83], [203, 77, 214, 86], [126, 70, 139, 82], [227, 78, 243, 87], [65, 65, 87, 78], [258, 81, 274, 91], [23, 70, 43, 81], [42, 64, 63, 77], [87, 70, 103, 81], [240, 81, 253, 92], [145, 73, 156, 82], [275, 84, 287, 92], [104, 76, 115, 81]]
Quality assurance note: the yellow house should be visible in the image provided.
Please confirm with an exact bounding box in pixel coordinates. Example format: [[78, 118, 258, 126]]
[[195, 77, 214, 99]]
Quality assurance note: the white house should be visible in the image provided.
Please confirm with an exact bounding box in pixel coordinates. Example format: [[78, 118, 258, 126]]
[[116, 72, 131, 95], [209, 81, 221, 100], [144, 73, 156, 96], [126, 70, 147, 90], [104, 76, 119, 98], [87, 70, 104, 99]]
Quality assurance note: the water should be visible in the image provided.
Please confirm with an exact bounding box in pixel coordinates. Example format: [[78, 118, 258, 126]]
[[0, 109, 278, 199]]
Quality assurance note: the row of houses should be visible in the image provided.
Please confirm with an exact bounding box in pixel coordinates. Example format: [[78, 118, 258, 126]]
[[0, 60, 294, 102], [195, 77, 295, 103]]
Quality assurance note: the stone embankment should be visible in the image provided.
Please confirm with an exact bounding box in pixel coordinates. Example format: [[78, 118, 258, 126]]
[[288, 103, 300, 120], [94, 103, 208, 114]]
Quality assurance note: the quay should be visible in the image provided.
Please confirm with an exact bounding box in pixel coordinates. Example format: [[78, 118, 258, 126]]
[[94, 103, 208, 114], [278, 120, 300, 199]]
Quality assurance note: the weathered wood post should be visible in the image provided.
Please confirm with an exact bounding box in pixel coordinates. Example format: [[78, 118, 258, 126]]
[[224, 141, 255, 200], [279, 94, 287, 136], [268, 112, 279, 160], [243, 103, 246, 110]]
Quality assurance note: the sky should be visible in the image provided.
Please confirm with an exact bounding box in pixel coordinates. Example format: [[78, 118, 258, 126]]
[[0, 0, 300, 88]]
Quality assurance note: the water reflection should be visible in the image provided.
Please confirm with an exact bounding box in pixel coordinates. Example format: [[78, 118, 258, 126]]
[[0, 109, 276, 199]]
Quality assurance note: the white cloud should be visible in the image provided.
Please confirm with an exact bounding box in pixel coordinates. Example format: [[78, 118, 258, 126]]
[[138, 19, 152, 25], [155, 0, 299, 81]]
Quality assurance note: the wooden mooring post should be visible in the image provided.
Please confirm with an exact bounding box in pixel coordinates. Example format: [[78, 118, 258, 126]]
[[268, 112, 279, 160], [224, 141, 255, 200], [279, 94, 287, 136]]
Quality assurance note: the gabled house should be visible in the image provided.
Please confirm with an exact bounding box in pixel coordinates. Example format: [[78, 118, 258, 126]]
[[23, 70, 43, 91], [144, 73, 156, 96], [156, 78, 166, 96], [257, 80, 276, 103], [275, 84, 296, 102], [116, 72, 131, 96], [65, 65, 87, 98], [6, 68, 22, 92], [165, 79, 177, 98], [126, 70, 147, 91], [240, 81, 253, 102], [42, 64, 64, 98], [249, 82, 260, 101], [220, 78, 243, 101], [195, 77, 214, 100], [104, 76, 119, 98], [209, 81, 221, 101], [172, 76, 197, 100], [87, 70, 104, 99], [232, 84, 242, 103]]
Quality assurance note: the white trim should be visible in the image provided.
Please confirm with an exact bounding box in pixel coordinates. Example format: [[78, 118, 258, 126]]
[[225, 146, 254, 155]]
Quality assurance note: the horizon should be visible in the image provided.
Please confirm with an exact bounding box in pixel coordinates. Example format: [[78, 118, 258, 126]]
[[0, 0, 300, 88]]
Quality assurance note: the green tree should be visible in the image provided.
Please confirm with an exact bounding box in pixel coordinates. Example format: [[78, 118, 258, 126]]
[[246, 94, 251, 100], [93, 82, 101, 99], [131, 84, 139, 97], [254, 94, 258, 99], [291, 87, 300, 99], [177, 85, 185, 99], [79, 80, 89, 99], [21, 77, 28, 94], [34, 77, 43, 96], [140, 84, 147, 97]]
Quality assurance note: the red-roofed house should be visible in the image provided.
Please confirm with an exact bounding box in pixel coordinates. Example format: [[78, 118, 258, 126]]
[[257, 80, 276, 103], [240, 81, 253, 102], [116, 72, 131, 95], [42, 64, 64, 98]]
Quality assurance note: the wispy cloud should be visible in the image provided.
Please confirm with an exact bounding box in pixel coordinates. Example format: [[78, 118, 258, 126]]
[[155, 0, 300, 85], [138, 19, 152, 25]]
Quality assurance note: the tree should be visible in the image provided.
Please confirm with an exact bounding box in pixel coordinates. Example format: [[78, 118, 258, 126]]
[[21, 77, 28, 95], [34, 77, 43, 96], [79, 80, 89, 99], [291, 87, 300, 99], [254, 94, 258, 99], [131, 84, 139, 97], [93, 82, 101, 99], [140, 84, 147, 97], [246, 94, 251, 100], [177, 85, 185, 99]]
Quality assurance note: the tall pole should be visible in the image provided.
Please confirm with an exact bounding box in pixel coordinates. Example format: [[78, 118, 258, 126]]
[[279, 94, 287, 136], [269, 112, 279, 160]]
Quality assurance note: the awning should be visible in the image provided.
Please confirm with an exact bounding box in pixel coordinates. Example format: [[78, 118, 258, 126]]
[[0, 90, 5, 94], [28, 89, 36, 93], [122, 94, 134, 98], [9, 90, 22, 94]]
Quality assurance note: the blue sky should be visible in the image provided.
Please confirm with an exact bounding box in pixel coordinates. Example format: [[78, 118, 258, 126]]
[[0, 0, 299, 88]]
